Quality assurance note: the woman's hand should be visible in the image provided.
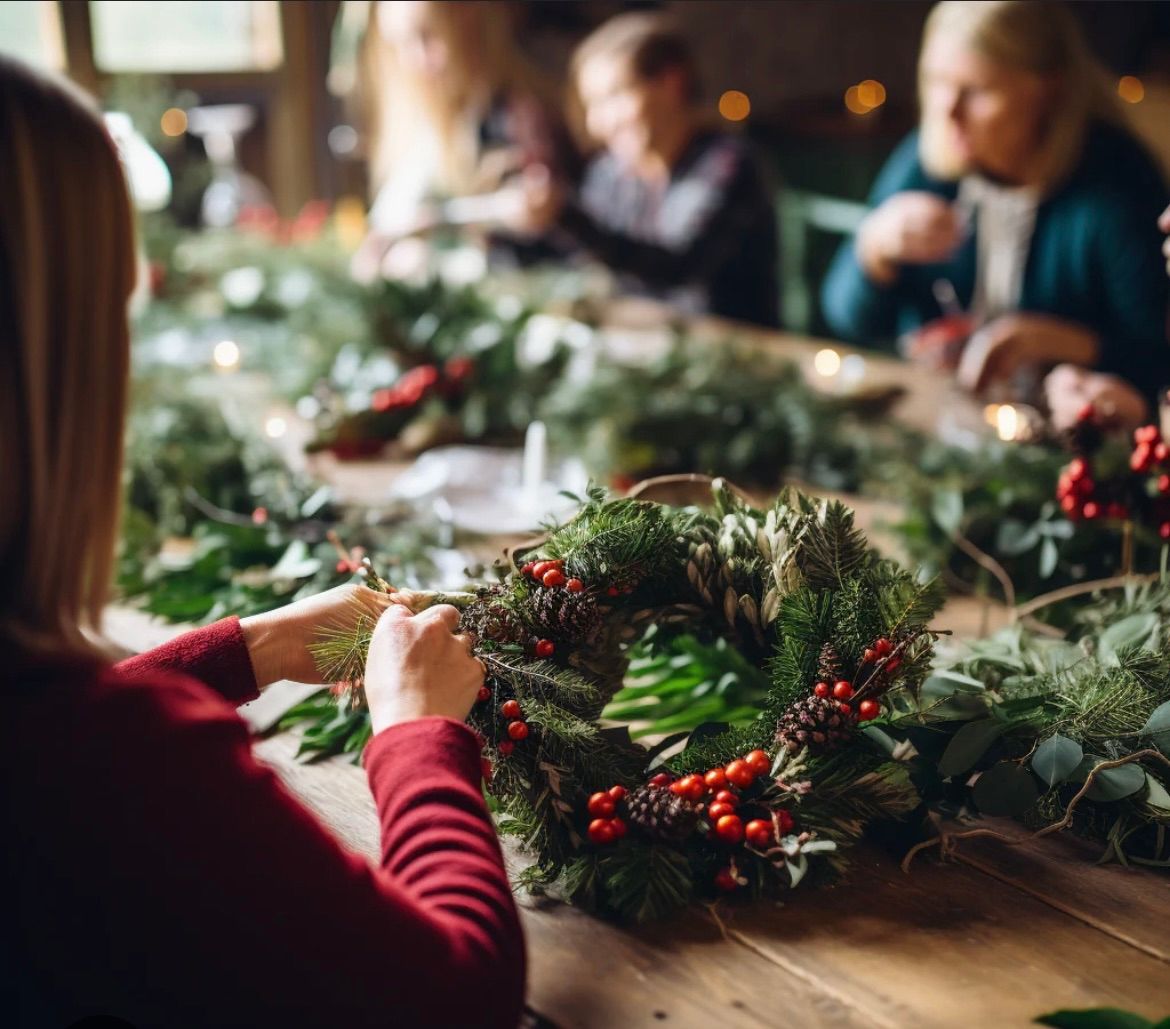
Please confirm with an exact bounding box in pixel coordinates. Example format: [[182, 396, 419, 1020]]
[[500, 163, 564, 237], [363, 603, 484, 733], [856, 191, 964, 285], [1043, 364, 1148, 431], [1159, 203, 1170, 277], [955, 312, 1100, 395], [239, 584, 393, 690]]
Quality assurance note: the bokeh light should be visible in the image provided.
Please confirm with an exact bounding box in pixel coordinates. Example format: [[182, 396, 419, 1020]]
[[718, 90, 751, 122], [844, 85, 869, 115], [1118, 76, 1145, 104], [212, 339, 240, 369], [995, 404, 1020, 442], [856, 79, 886, 109], [160, 107, 188, 137], [264, 415, 287, 439], [814, 348, 842, 377]]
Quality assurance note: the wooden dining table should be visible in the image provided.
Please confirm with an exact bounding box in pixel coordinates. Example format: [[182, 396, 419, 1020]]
[[108, 312, 1170, 1026]]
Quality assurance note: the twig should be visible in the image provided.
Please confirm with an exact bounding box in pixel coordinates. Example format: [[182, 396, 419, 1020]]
[[1012, 572, 1161, 621], [951, 527, 1016, 611]]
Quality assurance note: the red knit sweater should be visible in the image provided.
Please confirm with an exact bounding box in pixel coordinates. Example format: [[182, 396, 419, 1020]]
[[3, 618, 526, 1028]]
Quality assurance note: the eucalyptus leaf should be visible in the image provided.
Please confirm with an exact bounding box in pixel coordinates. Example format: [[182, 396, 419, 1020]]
[[930, 488, 963, 535], [1038, 537, 1058, 579], [971, 761, 1040, 816], [1097, 613, 1159, 666], [1083, 761, 1146, 803], [938, 718, 1002, 777], [1143, 774, 1170, 815], [1031, 734, 1083, 787], [1142, 700, 1170, 757]]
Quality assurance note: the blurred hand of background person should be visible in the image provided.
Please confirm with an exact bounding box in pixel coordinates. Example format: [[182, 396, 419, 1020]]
[[364, 603, 484, 732], [1043, 364, 1149, 432], [856, 191, 964, 285], [503, 163, 565, 236], [239, 584, 393, 688], [955, 312, 1099, 395]]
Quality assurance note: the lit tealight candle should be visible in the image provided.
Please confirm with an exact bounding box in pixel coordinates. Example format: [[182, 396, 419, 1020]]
[[212, 339, 240, 370]]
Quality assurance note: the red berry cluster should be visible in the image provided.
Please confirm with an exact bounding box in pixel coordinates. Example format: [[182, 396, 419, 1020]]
[[812, 636, 898, 722], [1130, 426, 1170, 538], [586, 785, 628, 843], [473, 686, 528, 757], [520, 556, 584, 592], [370, 357, 475, 415]]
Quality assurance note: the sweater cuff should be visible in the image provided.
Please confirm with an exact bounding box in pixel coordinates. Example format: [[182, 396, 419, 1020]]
[[114, 616, 260, 705], [364, 717, 482, 788]]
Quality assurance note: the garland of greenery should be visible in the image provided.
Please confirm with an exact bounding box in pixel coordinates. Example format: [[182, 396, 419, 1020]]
[[307, 481, 945, 921]]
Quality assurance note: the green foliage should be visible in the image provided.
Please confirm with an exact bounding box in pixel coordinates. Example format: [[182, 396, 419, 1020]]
[[1036, 1009, 1170, 1029]]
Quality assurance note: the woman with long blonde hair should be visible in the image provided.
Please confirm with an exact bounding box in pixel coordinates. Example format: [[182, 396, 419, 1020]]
[[822, 0, 1169, 419], [353, 0, 574, 275], [1, 56, 524, 1028]]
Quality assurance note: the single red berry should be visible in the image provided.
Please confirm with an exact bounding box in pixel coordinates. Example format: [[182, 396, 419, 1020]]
[[1159, 475, 1170, 494], [530, 560, 554, 580], [542, 569, 566, 588], [704, 768, 728, 790], [1082, 501, 1100, 520], [885, 655, 901, 673], [838, 702, 853, 716], [1156, 443, 1170, 463], [507, 720, 529, 741], [521, 561, 537, 578], [498, 741, 514, 757], [1137, 425, 1160, 444], [1132, 444, 1153, 472], [609, 817, 627, 839], [724, 759, 755, 789], [588, 819, 615, 845], [875, 638, 893, 657], [476, 686, 491, 703], [745, 750, 771, 775], [714, 789, 739, 808], [648, 772, 673, 788], [1068, 457, 1087, 481], [777, 809, 796, 833], [858, 698, 881, 721], [707, 801, 735, 821], [745, 818, 774, 849], [715, 814, 744, 844], [501, 699, 522, 719], [813, 681, 830, 698], [832, 680, 854, 701], [1060, 494, 1079, 514], [608, 784, 627, 801], [587, 792, 616, 818], [1161, 522, 1170, 540], [606, 586, 621, 597], [863, 648, 876, 664], [336, 559, 350, 573], [566, 578, 584, 593], [669, 774, 695, 796], [714, 868, 739, 892], [534, 639, 555, 659]]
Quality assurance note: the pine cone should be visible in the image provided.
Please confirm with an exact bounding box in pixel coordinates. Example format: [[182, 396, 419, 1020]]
[[527, 587, 604, 645], [625, 784, 700, 842], [775, 694, 855, 755], [459, 587, 525, 645], [817, 643, 842, 683]]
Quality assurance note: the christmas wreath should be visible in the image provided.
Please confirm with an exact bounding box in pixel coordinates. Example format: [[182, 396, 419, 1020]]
[[309, 480, 946, 921]]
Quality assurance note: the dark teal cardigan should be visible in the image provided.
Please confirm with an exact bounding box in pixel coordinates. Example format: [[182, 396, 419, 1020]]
[[821, 122, 1170, 401]]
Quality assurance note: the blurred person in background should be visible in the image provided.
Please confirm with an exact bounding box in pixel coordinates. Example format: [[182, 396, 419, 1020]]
[[1, 56, 524, 1029], [351, 0, 576, 280], [506, 11, 780, 328], [821, 0, 1169, 419]]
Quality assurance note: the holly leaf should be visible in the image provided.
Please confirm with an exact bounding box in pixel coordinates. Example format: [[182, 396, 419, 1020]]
[[1142, 700, 1170, 757], [938, 718, 1002, 777], [972, 761, 1040, 816], [1031, 734, 1083, 787]]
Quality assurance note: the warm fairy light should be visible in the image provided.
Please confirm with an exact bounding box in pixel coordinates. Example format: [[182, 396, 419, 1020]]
[[1118, 76, 1145, 104], [995, 404, 1020, 442], [160, 107, 188, 136], [212, 339, 240, 369], [264, 414, 287, 439], [844, 85, 869, 115], [856, 79, 886, 109], [718, 90, 751, 122], [814, 348, 842, 377]]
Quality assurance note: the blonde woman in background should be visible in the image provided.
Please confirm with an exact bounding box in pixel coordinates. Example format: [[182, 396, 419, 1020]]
[[1, 56, 524, 1029], [351, 0, 575, 279], [822, 0, 1169, 423]]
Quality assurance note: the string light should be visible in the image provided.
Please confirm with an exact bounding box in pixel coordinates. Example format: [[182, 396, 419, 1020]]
[[718, 90, 751, 122], [1118, 76, 1145, 104], [212, 339, 240, 370], [160, 107, 188, 137], [845, 80, 886, 116]]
